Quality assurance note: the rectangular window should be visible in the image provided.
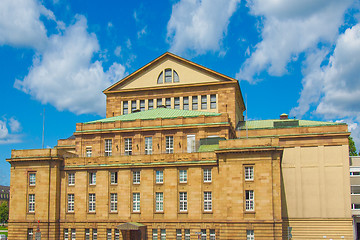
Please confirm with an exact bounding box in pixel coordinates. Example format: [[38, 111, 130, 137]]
[[165, 98, 171, 108], [111, 172, 118, 184], [352, 204, 360, 209], [201, 229, 206, 240], [71, 229, 76, 240], [183, 97, 189, 110], [86, 147, 92, 157], [210, 94, 216, 109], [245, 166, 254, 181], [152, 229, 158, 240], [185, 229, 190, 240], [133, 193, 140, 212], [156, 170, 164, 184], [210, 229, 216, 240], [133, 170, 140, 184], [246, 230, 254, 240], [64, 229, 69, 240], [131, 100, 137, 112], [157, 98, 162, 107], [148, 99, 154, 110], [204, 168, 212, 182], [204, 191, 212, 211], [166, 136, 174, 153], [165, 68, 172, 83], [29, 194, 35, 212], [92, 229, 97, 240], [140, 100, 145, 111], [192, 96, 198, 110], [29, 173, 36, 186], [105, 139, 112, 156], [145, 137, 153, 155], [89, 193, 96, 212], [176, 229, 182, 240], [68, 194, 74, 212], [125, 138, 132, 155], [115, 229, 120, 240], [201, 95, 207, 109], [160, 229, 166, 240], [174, 97, 180, 109], [89, 172, 96, 185], [27, 228, 33, 240], [85, 229, 90, 240], [107, 229, 112, 240], [245, 190, 254, 211], [351, 186, 360, 195], [110, 193, 118, 212], [179, 170, 187, 183], [179, 192, 187, 211], [123, 101, 128, 115], [156, 192, 163, 212]]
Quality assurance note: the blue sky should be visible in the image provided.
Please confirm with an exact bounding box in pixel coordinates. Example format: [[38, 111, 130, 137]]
[[0, 0, 360, 185]]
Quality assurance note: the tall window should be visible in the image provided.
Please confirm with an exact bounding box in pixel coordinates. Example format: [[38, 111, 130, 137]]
[[145, 137, 153, 155], [68, 173, 75, 186], [157, 98, 162, 107], [245, 190, 254, 211], [245, 166, 254, 181], [160, 229, 166, 240], [133, 193, 140, 212], [27, 228, 33, 240], [71, 229, 76, 240], [174, 97, 180, 109], [93, 229, 97, 240], [123, 101, 128, 115], [157, 71, 164, 84], [165, 68, 172, 83], [85, 229, 90, 240], [204, 191, 212, 211], [29, 173, 36, 186], [64, 229, 69, 240], [201, 229, 206, 240], [152, 229, 158, 240], [185, 229, 190, 240], [179, 192, 187, 211], [179, 170, 187, 183], [140, 100, 145, 111], [204, 168, 212, 182], [68, 194, 74, 212], [111, 172, 118, 184], [210, 94, 216, 109], [166, 136, 174, 153], [125, 138, 132, 155], [105, 139, 112, 156], [131, 100, 137, 112], [107, 229, 112, 240], [133, 170, 140, 184], [115, 229, 120, 240], [110, 193, 117, 212], [165, 98, 171, 108], [183, 97, 189, 110], [156, 170, 164, 184], [156, 192, 163, 212], [29, 194, 35, 212], [201, 95, 207, 109], [89, 193, 96, 212], [86, 147, 92, 157], [192, 96, 198, 110], [148, 99, 154, 110], [176, 229, 182, 240], [246, 230, 254, 240], [89, 172, 96, 185], [210, 229, 216, 240]]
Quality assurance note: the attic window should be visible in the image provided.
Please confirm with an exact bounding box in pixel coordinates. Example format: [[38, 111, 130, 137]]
[[157, 69, 179, 84]]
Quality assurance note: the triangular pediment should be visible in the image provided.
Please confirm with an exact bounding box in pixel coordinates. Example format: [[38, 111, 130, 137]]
[[104, 52, 237, 93]]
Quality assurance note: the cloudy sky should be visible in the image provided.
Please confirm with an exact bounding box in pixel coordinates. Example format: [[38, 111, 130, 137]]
[[0, 0, 359, 185]]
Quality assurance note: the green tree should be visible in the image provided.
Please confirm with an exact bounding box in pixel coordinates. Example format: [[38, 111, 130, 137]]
[[349, 136, 358, 156], [0, 201, 9, 223]]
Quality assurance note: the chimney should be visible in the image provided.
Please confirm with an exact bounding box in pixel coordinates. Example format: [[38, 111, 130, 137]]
[[280, 113, 288, 120]]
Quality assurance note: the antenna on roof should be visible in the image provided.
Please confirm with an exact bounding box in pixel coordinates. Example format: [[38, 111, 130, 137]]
[[246, 94, 248, 139], [42, 108, 45, 149]]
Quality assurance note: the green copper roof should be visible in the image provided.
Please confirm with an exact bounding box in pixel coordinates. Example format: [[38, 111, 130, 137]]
[[85, 108, 221, 124], [237, 119, 345, 130], [198, 144, 219, 152]]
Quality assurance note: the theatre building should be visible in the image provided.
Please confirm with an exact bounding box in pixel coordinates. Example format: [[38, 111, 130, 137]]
[[7, 53, 353, 239]]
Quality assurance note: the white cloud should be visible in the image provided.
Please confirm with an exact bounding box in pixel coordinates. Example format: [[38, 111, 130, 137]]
[[114, 46, 122, 57], [9, 118, 21, 132], [167, 0, 240, 55], [237, 0, 353, 82], [137, 26, 147, 39], [0, 118, 22, 144]]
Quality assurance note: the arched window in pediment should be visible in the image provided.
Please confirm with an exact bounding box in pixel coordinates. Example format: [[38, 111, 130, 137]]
[[157, 69, 180, 84]]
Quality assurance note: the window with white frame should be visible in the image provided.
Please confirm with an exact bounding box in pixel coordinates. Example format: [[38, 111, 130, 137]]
[[160, 229, 166, 240], [351, 171, 360, 175], [115, 229, 120, 240], [203, 168, 212, 182], [192, 96, 198, 110], [29, 194, 35, 212], [176, 229, 182, 240], [89, 193, 96, 212], [64, 228, 69, 240], [210, 229, 216, 240], [71, 229, 76, 240], [93, 229, 97, 240], [133, 170, 140, 184], [68, 173, 75, 186], [166, 136, 174, 153], [140, 100, 145, 111], [179, 170, 187, 183], [156, 170, 164, 184], [179, 192, 187, 211], [245, 190, 254, 211], [110, 193, 117, 212], [123, 101, 128, 115], [68, 194, 74, 212], [157, 98, 162, 108], [110, 172, 118, 184], [204, 191, 212, 211], [246, 230, 254, 240], [352, 204, 360, 209], [183, 97, 189, 110], [174, 97, 180, 109], [201, 229, 206, 240], [131, 100, 137, 112], [148, 99, 154, 110], [85, 229, 90, 240], [152, 229, 158, 240], [105, 139, 112, 156], [185, 229, 190, 240], [210, 94, 216, 109], [165, 98, 171, 108], [245, 166, 254, 181], [156, 192, 163, 212], [201, 95, 207, 109], [89, 172, 96, 185], [133, 193, 140, 212], [145, 137, 153, 155], [107, 229, 112, 240], [27, 228, 33, 240], [86, 147, 92, 157], [29, 173, 36, 186], [125, 138, 132, 155]]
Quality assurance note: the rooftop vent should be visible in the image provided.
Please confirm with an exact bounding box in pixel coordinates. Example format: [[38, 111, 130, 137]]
[[280, 113, 288, 120]]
